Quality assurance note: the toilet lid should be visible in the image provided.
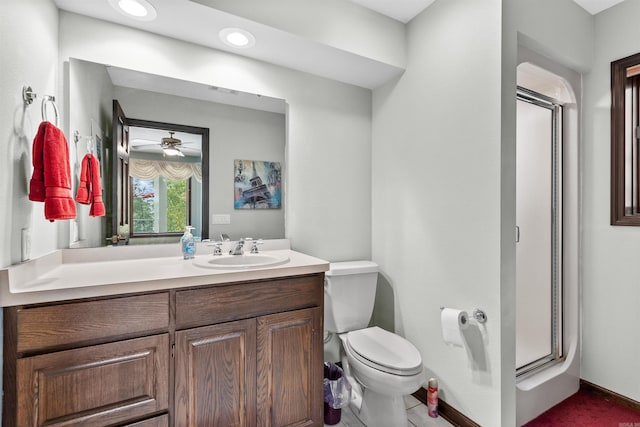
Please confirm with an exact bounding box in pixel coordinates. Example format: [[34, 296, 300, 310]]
[[346, 327, 423, 376]]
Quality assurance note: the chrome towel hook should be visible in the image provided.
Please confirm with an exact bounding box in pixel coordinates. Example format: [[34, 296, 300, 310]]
[[22, 86, 36, 105]]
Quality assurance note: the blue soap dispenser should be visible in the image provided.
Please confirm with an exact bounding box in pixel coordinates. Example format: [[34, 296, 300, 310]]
[[181, 226, 196, 259]]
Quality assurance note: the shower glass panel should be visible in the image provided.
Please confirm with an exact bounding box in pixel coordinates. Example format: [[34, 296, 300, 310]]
[[516, 88, 563, 376]]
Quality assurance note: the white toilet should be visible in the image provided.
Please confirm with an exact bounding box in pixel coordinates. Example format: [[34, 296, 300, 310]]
[[324, 261, 426, 427]]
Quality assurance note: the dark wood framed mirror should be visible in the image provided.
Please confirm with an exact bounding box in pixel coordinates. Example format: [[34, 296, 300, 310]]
[[611, 52, 640, 225], [111, 100, 209, 243]]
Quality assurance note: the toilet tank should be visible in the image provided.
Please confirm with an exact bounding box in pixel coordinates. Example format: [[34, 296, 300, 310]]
[[324, 261, 379, 333]]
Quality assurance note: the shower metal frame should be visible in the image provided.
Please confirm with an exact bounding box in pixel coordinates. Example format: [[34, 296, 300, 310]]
[[515, 87, 564, 378]]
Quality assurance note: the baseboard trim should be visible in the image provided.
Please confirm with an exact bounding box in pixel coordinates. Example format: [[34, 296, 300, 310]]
[[412, 379, 640, 426], [412, 387, 480, 427], [580, 379, 640, 414]]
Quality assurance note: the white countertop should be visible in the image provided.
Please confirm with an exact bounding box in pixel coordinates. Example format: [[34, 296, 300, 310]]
[[0, 240, 329, 307]]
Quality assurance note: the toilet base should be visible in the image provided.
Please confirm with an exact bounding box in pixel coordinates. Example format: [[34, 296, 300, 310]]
[[352, 388, 409, 427]]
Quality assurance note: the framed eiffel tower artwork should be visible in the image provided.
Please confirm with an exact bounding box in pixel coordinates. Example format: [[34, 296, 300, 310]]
[[234, 159, 282, 209]]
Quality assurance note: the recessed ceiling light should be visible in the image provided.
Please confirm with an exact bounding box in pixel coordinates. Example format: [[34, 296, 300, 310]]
[[219, 28, 256, 49], [108, 0, 157, 21]]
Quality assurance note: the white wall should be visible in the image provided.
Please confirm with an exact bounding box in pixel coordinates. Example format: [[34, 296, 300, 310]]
[[372, 0, 595, 424], [581, 0, 640, 403], [372, 0, 503, 425], [7, 1, 640, 424], [0, 0, 60, 268], [503, 1, 592, 425], [501, 0, 640, 419], [57, 11, 372, 262], [0, 0, 59, 421], [195, 0, 406, 68], [113, 86, 286, 241]]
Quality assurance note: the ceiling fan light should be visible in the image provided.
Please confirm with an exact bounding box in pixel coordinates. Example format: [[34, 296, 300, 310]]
[[163, 146, 184, 157]]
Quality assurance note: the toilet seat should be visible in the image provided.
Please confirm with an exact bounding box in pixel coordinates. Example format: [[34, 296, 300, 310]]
[[346, 327, 423, 376]]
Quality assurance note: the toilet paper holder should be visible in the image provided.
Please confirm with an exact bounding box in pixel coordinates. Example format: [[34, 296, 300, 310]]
[[440, 307, 488, 324]]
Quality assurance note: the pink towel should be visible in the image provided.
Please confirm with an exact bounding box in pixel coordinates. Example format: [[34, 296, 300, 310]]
[[29, 121, 76, 222], [76, 153, 105, 217]]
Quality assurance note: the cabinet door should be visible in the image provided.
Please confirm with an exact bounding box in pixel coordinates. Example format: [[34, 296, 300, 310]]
[[174, 319, 257, 427], [256, 307, 323, 427], [124, 414, 169, 427], [16, 334, 169, 427]]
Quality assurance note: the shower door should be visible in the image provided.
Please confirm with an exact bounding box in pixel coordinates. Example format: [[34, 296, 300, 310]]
[[515, 88, 563, 376]]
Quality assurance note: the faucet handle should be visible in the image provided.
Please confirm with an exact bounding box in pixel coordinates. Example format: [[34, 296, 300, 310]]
[[207, 241, 223, 256], [250, 239, 263, 254]]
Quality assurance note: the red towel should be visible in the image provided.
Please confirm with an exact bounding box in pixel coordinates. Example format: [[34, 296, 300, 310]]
[[29, 121, 77, 222], [76, 153, 105, 217]]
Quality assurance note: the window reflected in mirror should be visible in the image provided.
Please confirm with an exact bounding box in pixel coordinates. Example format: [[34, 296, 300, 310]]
[[611, 52, 640, 225], [120, 120, 208, 242], [131, 176, 190, 235]]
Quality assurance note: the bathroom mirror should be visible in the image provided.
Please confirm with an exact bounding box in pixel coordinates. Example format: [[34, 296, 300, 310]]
[[611, 52, 640, 225], [69, 58, 287, 247]]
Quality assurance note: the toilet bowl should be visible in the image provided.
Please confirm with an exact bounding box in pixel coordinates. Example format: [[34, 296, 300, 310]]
[[339, 328, 425, 427], [324, 261, 426, 427]]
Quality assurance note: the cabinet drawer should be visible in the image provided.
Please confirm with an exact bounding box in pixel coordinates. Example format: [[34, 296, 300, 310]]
[[17, 293, 169, 353], [17, 334, 169, 427], [175, 274, 323, 329]]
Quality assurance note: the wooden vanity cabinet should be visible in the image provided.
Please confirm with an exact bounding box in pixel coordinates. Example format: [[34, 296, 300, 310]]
[[174, 307, 322, 427], [3, 273, 324, 427], [16, 334, 170, 427], [3, 293, 171, 427], [256, 307, 322, 427], [173, 275, 324, 427]]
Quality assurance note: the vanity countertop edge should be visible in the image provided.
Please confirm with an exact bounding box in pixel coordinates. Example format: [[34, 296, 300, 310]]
[[0, 242, 329, 307]]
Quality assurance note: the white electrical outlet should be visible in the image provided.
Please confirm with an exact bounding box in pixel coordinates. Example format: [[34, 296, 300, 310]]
[[212, 214, 231, 225], [21, 228, 31, 261]]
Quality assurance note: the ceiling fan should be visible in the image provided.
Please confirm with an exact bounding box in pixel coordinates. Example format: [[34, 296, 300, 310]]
[[160, 131, 184, 157], [130, 130, 201, 158]]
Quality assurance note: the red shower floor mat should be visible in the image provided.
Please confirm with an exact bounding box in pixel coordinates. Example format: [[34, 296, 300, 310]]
[[524, 388, 640, 427]]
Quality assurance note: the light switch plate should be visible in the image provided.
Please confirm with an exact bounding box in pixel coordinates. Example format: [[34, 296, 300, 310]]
[[212, 214, 231, 225]]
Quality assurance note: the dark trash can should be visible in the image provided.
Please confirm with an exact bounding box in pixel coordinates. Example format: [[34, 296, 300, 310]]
[[324, 362, 349, 425]]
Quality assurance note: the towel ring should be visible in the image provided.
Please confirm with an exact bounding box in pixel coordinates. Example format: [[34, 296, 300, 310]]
[[41, 95, 59, 127], [23, 86, 59, 127]]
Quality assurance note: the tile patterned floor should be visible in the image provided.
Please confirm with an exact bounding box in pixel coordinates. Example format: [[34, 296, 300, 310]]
[[324, 395, 453, 427]]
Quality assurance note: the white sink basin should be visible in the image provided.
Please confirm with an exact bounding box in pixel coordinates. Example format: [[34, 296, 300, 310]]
[[193, 253, 290, 269]]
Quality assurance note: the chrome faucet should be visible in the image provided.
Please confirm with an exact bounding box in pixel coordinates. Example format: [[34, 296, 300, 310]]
[[229, 239, 246, 255]]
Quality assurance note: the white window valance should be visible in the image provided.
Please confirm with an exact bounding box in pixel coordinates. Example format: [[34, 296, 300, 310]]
[[129, 158, 202, 182]]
